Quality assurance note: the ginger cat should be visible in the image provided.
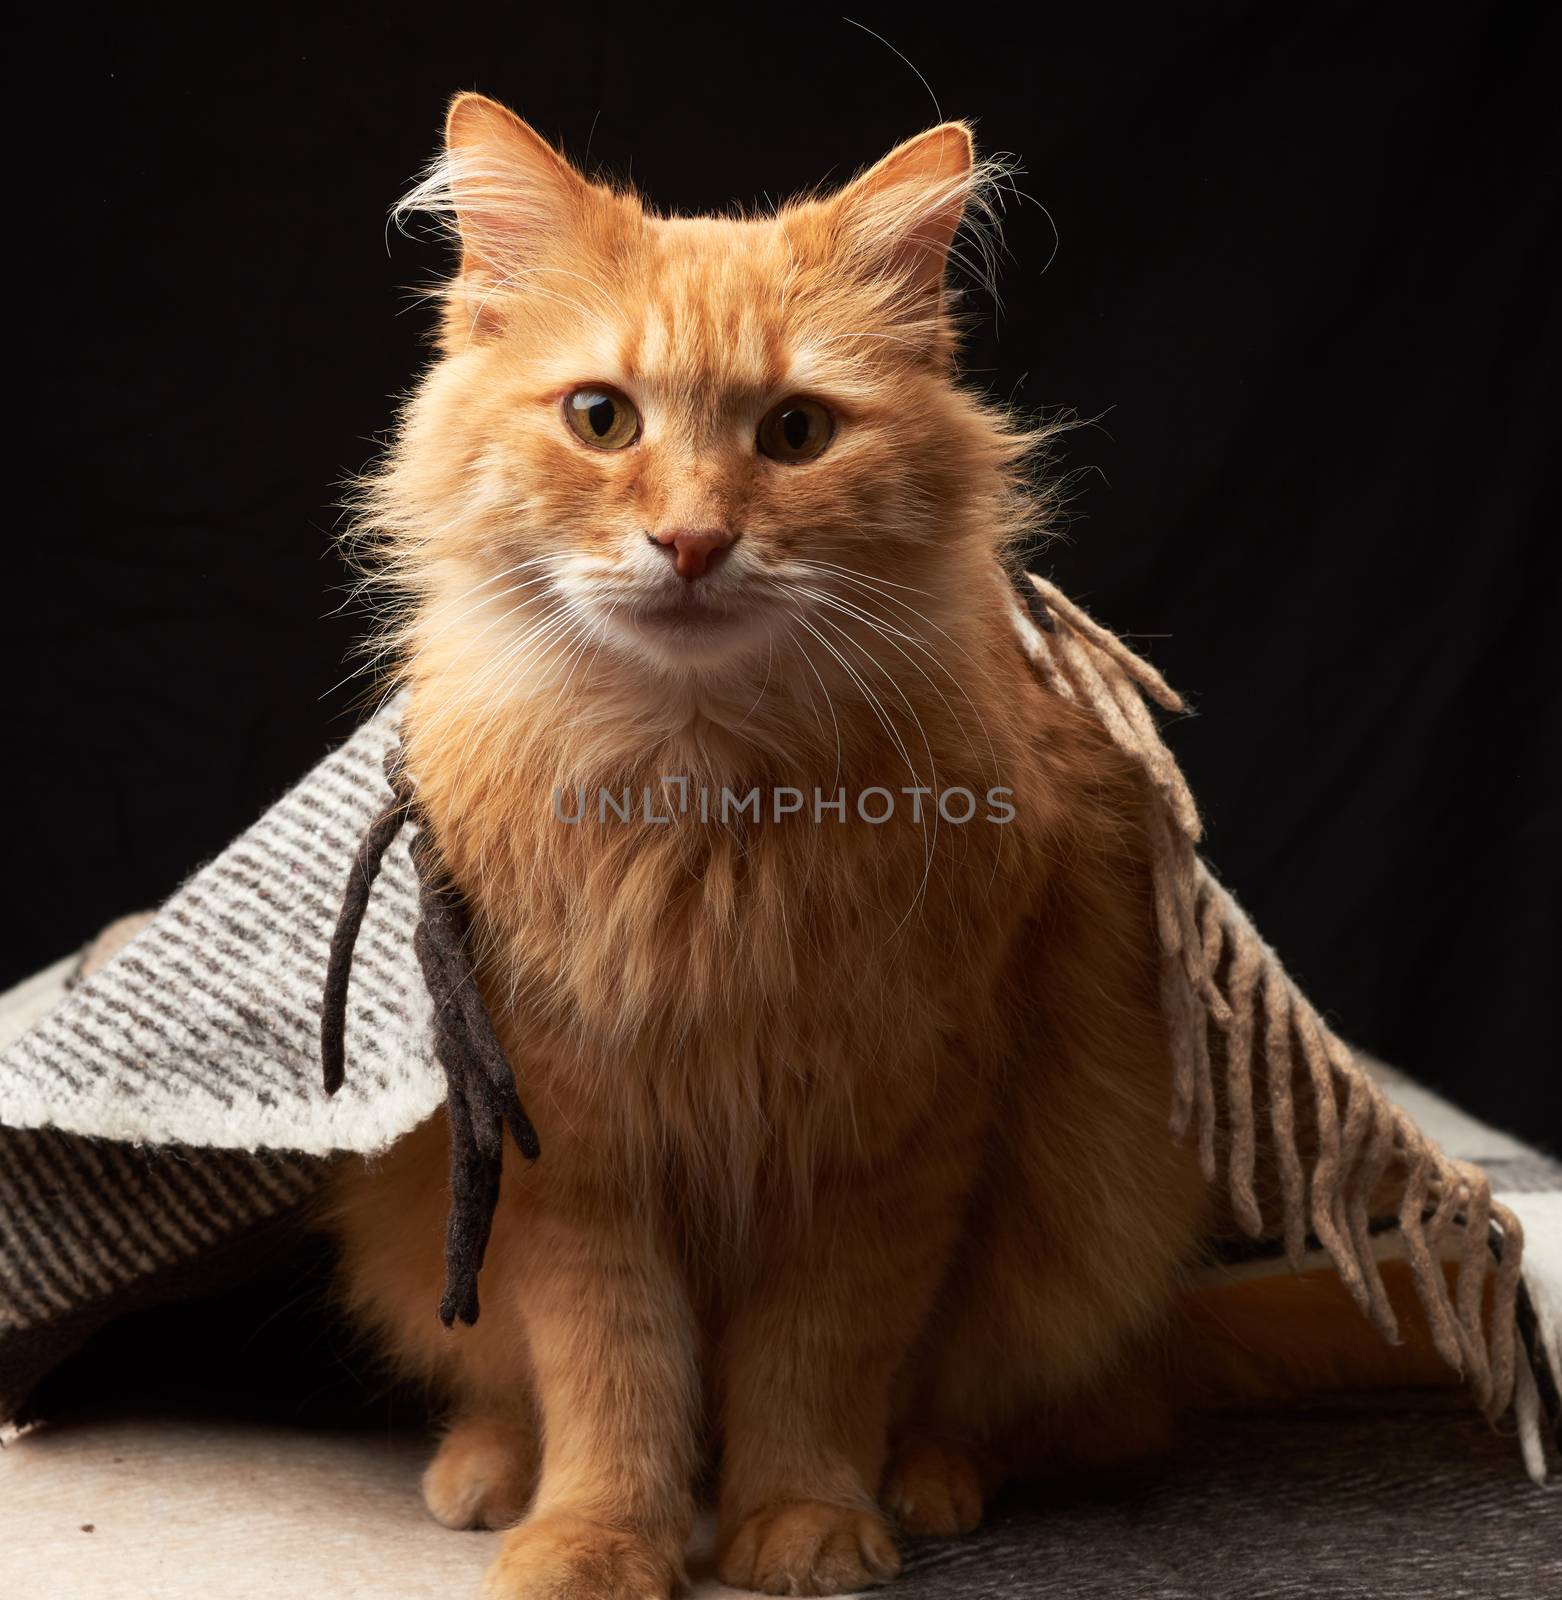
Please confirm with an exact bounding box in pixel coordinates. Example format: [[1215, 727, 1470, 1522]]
[[328, 96, 1445, 1599]]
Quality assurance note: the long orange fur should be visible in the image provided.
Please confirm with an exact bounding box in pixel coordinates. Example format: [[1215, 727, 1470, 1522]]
[[327, 96, 1439, 1600]]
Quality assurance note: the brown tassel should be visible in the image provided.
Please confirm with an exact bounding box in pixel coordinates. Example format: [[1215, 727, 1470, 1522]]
[[322, 748, 540, 1329]]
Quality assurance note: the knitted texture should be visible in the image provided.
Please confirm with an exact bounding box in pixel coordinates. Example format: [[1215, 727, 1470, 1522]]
[[0, 700, 440, 1156], [0, 699, 442, 1421]]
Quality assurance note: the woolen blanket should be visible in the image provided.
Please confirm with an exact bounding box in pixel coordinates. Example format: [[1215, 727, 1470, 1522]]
[[1, 578, 1556, 1484]]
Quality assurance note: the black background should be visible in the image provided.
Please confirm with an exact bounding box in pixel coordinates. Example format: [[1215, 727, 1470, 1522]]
[[10, 3, 1558, 1143]]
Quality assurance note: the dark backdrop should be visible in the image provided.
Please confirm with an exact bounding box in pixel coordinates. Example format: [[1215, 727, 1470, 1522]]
[[10, 4, 1558, 1142]]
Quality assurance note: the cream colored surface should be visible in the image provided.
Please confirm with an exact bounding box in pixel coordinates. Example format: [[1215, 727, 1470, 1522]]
[[0, 1416, 758, 1598]]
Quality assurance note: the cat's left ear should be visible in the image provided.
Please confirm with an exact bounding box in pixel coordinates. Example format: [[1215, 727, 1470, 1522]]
[[433, 93, 605, 342], [825, 123, 977, 317], [442, 93, 600, 275]]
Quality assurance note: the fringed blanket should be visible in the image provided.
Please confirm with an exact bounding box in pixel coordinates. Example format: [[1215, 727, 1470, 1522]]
[[2, 576, 1557, 1481]]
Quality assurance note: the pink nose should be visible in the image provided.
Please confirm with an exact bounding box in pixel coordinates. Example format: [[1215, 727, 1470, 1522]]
[[651, 526, 735, 581]]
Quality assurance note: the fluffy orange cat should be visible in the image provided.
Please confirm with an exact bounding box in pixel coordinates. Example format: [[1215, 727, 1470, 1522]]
[[328, 95, 1449, 1599]]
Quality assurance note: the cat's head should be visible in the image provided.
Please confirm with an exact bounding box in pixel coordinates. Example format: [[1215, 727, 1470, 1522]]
[[365, 94, 1036, 703]]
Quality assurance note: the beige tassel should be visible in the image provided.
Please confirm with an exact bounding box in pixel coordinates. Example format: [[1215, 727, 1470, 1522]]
[[1346, 1091, 1402, 1341], [1261, 966, 1308, 1267], [1219, 905, 1266, 1238], [1010, 569, 1524, 1424]]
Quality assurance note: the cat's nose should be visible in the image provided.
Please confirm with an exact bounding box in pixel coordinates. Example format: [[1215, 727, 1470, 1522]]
[[649, 526, 735, 581]]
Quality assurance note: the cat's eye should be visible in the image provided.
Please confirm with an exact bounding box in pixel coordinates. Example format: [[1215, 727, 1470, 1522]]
[[564, 386, 640, 450], [757, 397, 833, 464]]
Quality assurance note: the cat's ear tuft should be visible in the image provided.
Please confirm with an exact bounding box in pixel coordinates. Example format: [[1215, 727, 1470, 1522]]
[[827, 122, 979, 314], [434, 93, 597, 294]]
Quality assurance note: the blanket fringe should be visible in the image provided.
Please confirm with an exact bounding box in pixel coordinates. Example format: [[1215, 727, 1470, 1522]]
[[1010, 569, 1523, 1422]]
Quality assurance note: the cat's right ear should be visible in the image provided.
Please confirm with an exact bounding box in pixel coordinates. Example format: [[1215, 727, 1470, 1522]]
[[821, 123, 979, 337], [436, 94, 597, 331]]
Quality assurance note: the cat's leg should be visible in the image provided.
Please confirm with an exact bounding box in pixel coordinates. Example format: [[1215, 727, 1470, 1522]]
[[881, 1256, 1185, 1538], [883, 1052, 1203, 1535], [327, 1121, 547, 1535], [885, 1348, 1179, 1539], [878, 1436, 994, 1538], [875, 843, 1208, 1538], [327, 1121, 540, 1531], [423, 1407, 541, 1530], [714, 1112, 979, 1596], [482, 1206, 699, 1600]]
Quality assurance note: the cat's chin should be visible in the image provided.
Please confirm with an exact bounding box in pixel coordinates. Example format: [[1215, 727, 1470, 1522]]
[[600, 597, 774, 672]]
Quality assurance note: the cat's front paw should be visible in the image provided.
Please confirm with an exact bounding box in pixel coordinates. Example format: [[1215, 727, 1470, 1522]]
[[422, 1416, 538, 1530], [718, 1501, 901, 1595], [881, 1439, 985, 1537], [483, 1512, 679, 1600]]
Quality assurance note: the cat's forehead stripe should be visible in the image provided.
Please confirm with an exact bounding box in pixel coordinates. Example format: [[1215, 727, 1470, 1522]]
[[616, 271, 787, 398]]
